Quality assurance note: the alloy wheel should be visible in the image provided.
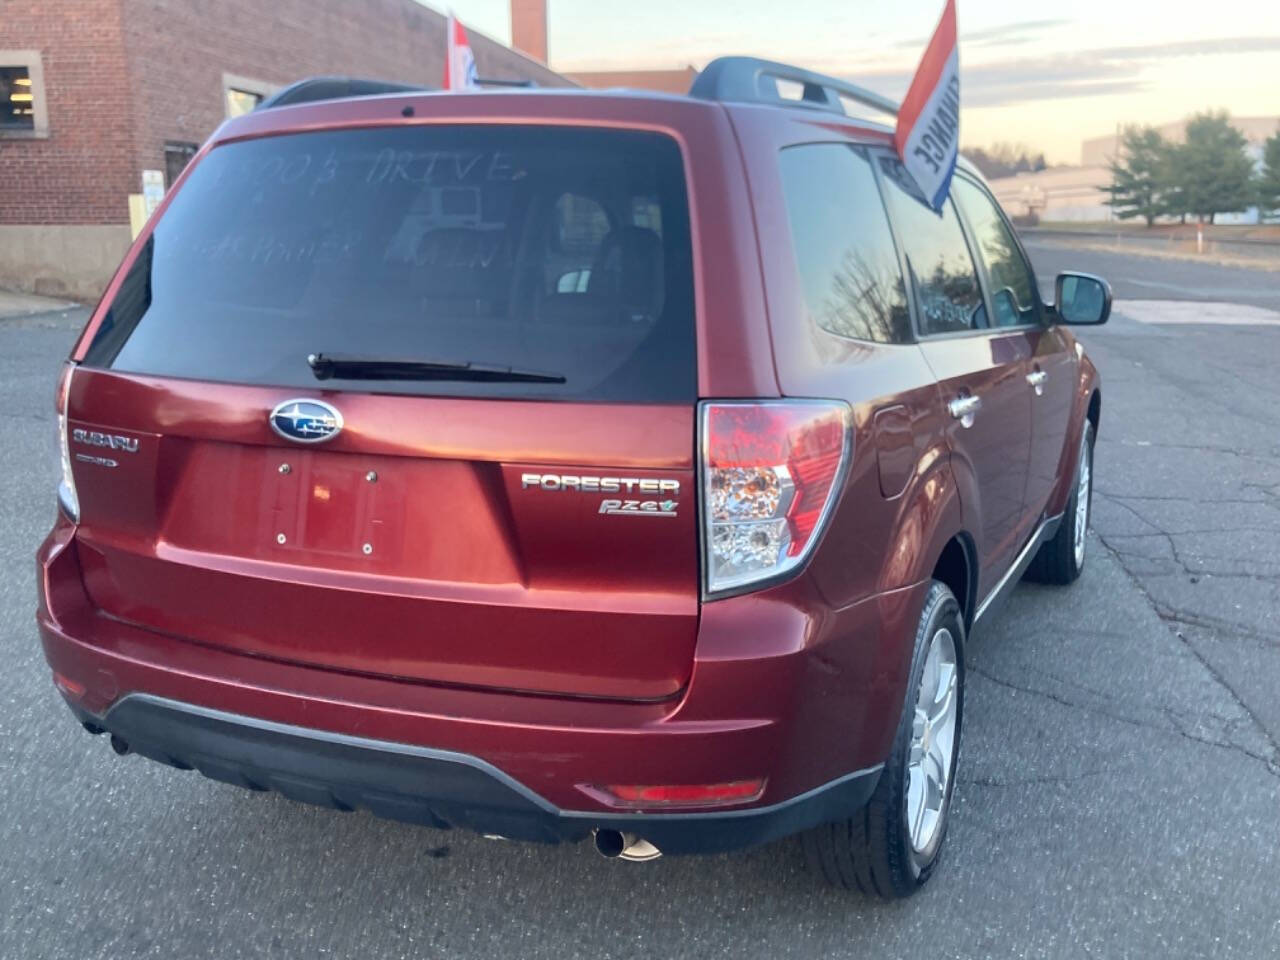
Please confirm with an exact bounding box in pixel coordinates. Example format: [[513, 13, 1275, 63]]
[[1073, 434, 1091, 568], [906, 627, 959, 855]]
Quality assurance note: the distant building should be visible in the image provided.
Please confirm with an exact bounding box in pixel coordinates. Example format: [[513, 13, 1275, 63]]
[[1, 0, 568, 300], [988, 115, 1280, 225], [512, 0, 702, 95], [569, 66, 700, 96], [987, 165, 1113, 223], [1080, 116, 1280, 167]]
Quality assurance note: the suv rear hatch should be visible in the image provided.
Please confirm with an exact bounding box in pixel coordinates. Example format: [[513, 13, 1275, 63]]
[[66, 121, 699, 701]]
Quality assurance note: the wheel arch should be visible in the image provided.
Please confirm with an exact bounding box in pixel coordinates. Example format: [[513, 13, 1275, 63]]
[[1046, 357, 1101, 517], [930, 532, 978, 630]]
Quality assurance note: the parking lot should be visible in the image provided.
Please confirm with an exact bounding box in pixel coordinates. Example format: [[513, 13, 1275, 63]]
[[2, 241, 1278, 959]]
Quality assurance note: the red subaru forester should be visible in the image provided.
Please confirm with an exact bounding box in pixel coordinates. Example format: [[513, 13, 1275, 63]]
[[37, 59, 1109, 898]]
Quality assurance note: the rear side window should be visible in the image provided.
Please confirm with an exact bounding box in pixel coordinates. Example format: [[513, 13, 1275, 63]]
[[876, 156, 985, 337], [952, 178, 1042, 328], [83, 126, 695, 402], [778, 144, 911, 344]]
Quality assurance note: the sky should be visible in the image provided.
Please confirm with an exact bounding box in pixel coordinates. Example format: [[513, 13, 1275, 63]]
[[429, 1, 1280, 164]]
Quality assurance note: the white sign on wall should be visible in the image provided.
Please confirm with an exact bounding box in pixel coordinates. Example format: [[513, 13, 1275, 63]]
[[141, 169, 166, 217]]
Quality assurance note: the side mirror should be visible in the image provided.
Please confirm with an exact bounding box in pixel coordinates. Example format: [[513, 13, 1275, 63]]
[[1054, 272, 1112, 326]]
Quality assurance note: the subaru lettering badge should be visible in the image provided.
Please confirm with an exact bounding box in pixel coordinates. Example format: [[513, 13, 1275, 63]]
[[269, 399, 344, 444]]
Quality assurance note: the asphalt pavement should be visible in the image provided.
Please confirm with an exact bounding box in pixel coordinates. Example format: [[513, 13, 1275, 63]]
[[1022, 236, 1280, 309], [2, 249, 1278, 959]]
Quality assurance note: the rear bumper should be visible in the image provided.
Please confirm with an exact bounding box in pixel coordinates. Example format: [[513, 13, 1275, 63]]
[[66, 693, 880, 854], [37, 521, 923, 852]]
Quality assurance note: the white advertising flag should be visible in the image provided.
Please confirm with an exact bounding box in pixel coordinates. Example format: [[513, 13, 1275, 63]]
[[894, 0, 960, 211]]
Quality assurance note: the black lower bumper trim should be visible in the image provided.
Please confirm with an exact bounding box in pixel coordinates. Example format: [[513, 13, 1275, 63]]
[[71, 694, 882, 855]]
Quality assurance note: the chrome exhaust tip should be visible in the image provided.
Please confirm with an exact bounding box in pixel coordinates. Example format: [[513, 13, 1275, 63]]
[[593, 829, 662, 862]]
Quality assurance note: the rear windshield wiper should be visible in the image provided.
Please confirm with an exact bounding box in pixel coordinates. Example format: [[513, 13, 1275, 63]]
[[307, 353, 566, 384]]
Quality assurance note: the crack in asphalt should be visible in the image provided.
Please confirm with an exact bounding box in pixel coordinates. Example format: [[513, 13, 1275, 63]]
[[1097, 490, 1273, 506], [1091, 530, 1280, 778], [1093, 491, 1280, 643], [1095, 491, 1280, 585], [1103, 526, 1280, 537], [1089, 328, 1280, 431], [958, 770, 1115, 789], [1154, 607, 1280, 648], [970, 662, 1171, 734], [970, 658, 1280, 780], [1100, 438, 1280, 463], [1106, 544, 1280, 584], [1243, 482, 1280, 514]]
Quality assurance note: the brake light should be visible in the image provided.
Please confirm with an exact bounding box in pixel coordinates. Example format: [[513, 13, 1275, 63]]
[[700, 400, 851, 597], [56, 363, 79, 523]]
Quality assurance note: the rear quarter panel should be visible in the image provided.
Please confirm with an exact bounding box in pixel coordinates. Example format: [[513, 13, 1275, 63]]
[[725, 104, 959, 607]]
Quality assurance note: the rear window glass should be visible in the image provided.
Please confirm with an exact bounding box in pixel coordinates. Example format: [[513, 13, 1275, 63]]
[[777, 144, 911, 345], [83, 126, 695, 402]]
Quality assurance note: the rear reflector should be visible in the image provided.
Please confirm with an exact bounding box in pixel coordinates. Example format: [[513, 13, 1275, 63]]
[[700, 400, 852, 597], [591, 779, 766, 809], [52, 672, 86, 700]]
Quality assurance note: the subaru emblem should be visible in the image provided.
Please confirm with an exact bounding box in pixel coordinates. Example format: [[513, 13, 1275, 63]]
[[269, 399, 344, 444]]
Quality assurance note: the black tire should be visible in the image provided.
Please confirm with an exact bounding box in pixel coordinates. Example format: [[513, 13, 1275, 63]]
[[802, 581, 965, 898], [1025, 420, 1095, 585]]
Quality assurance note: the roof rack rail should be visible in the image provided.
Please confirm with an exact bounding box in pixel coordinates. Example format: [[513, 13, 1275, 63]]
[[257, 76, 431, 111], [689, 57, 898, 118], [473, 76, 535, 88]]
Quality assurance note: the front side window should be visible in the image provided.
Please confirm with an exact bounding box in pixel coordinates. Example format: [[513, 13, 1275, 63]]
[[877, 156, 985, 337], [778, 144, 911, 344], [82, 125, 696, 403], [953, 178, 1042, 328]]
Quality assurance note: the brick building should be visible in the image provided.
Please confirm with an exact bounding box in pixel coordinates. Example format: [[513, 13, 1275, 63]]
[[567, 66, 699, 96], [0, 0, 567, 300]]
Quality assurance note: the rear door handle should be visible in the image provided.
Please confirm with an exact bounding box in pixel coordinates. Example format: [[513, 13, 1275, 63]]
[[948, 394, 981, 427], [1026, 370, 1047, 396]]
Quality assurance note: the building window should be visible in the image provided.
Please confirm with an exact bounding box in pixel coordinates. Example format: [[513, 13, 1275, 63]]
[[225, 88, 262, 117], [164, 141, 198, 187], [222, 73, 277, 118], [1, 67, 34, 129], [0, 50, 48, 138]]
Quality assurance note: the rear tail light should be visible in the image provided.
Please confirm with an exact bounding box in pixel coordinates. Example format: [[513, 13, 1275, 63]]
[[56, 363, 79, 523], [700, 400, 852, 597]]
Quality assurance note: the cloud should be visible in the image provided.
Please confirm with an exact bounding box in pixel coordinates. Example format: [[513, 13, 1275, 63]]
[[1092, 35, 1280, 60], [857, 36, 1280, 109], [965, 18, 1073, 45], [556, 30, 1280, 94], [853, 58, 1140, 108], [892, 18, 1072, 50]]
